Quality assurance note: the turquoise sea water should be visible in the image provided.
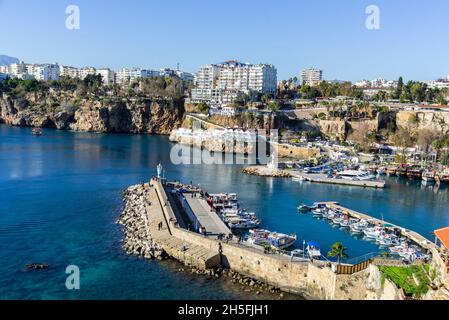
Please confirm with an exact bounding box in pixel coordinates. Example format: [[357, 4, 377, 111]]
[[0, 124, 448, 299]]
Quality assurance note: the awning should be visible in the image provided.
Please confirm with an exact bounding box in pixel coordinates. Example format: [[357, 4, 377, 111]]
[[434, 226, 449, 250]]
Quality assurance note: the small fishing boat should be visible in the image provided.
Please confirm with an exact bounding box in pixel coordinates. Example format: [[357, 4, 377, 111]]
[[228, 218, 259, 229], [32, 128, 42, 136], [247, 229, 296, 250], [350, 221, 368, 233], [422, 170, 435, 183], [298, 204, 314, 213], [335, 170, 377, 181], [363, 226, 382, 239], [312, 207, 326, 217], [306, 242, 321, 259], [292, 176, 306, 182]]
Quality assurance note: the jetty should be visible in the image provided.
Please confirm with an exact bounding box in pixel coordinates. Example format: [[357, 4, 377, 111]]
[[293, 173, 386, 189], [118, 169, 446, 300], [315, 202, 437, 252], [242, 166, 386, 188]]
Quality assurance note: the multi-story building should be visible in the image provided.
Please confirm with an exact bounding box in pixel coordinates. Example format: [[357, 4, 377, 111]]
[[59, 65, 79, 78], [27, 64, 60, 81], [0, 73, 8, 82], [430, 78, 449, 89], [115, 68, 159, 84], [300, 68, 322, 86], [175, 70, 194, 82], [355, 80, 371, 88], [78, 67, 97, 80], [8, 61, 29, 79], [191, 60, 277, 106], [96, 68, 115, 85]]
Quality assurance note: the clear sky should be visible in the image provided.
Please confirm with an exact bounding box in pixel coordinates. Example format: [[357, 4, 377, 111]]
[[1, 0, 449, 81]]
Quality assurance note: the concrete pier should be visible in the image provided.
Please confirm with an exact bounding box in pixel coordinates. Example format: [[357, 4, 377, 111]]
[[293, 173, 386, 189], [242, 166, 386, 188], [317, 202, 437, 252]]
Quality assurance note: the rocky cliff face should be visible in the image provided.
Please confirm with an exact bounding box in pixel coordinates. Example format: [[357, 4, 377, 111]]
[[0, 94, 184, 135]]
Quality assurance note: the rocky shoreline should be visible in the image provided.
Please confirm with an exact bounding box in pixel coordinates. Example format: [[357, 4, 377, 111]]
[[117, 184, 166, 260], [0, 94, 184, 135]]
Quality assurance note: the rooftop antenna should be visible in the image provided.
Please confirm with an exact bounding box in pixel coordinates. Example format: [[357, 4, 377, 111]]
[[177, 63, 180, 71]]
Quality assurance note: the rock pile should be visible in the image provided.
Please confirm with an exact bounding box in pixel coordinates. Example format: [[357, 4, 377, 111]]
[[117, 184, 166, 260]]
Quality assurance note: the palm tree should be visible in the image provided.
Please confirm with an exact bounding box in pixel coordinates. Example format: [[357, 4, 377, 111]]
[[327, 242, 349, 265]]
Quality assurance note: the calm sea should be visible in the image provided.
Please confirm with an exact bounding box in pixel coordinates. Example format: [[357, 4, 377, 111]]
[[0, 124, 448, 299]]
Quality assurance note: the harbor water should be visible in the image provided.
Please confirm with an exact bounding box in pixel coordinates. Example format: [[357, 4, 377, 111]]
[[0, 124, 448, 299]]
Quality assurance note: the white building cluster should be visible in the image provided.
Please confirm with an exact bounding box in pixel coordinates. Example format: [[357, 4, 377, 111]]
[[0, 61, 60, 81], [0, 60, 194, 86], [191, 60, 277, 106], [300, 68, 323, 86], [355, 78, 398, 89], [429, 76, 449, 90]]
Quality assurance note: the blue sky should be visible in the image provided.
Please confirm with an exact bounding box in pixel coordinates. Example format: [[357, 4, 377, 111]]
[[1, 0, 448, 81]]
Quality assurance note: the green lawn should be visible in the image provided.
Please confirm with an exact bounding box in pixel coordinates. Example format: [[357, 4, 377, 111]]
[[379, 265, 430, 297]]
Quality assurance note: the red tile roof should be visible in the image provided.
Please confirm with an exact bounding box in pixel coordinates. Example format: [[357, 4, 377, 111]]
[[435, 226, 449, 249]]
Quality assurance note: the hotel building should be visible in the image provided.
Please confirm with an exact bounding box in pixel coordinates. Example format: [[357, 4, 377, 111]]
[[300, 68, 323, 86], [191, 60, 277, 106]]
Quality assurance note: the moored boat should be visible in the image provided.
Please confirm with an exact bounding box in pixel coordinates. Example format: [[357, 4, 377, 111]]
[[32, 127, 42, 136], [306, 242, 321, 259], [247, 229, 296, 250]]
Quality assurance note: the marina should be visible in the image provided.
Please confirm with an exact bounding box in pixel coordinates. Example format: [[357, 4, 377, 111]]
[[2, 125, 449, 299], [305, 202, 437, 262]]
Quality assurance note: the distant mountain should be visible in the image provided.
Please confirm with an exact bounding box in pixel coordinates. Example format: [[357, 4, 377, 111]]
[[0, 55, 19, 66]]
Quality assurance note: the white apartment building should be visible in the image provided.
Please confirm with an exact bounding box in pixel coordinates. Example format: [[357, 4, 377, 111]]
[[115, 68, 159, 84], [300, 68, 322, 86], [191, 60, 277, 106], [78, 67, 97, 80], [429, 78, 449, 89], [27, 64, 60, 81], [7, 62, 29, 79], [355, 80, 371, 88], [175, 70, 194, 82], [59, 65, 79, 78], [96, 68, 115, 85]]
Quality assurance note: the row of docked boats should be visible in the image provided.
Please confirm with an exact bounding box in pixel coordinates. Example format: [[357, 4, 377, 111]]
[[306, 204, 430, 262], [207, 193, 261, 230], [369, 164, 449, 184], [207, 193, 302, 252]]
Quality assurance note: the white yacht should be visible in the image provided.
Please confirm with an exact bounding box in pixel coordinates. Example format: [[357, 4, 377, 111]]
[[336, 170, 377, 181]]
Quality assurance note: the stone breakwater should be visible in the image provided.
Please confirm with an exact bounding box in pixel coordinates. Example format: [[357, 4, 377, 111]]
[[117, 184, 165, 260], [117, 183, 291, 299]]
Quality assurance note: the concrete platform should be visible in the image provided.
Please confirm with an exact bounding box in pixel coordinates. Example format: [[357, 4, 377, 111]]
[[184, 194, 231, 236], [293, 173, 386, 188]]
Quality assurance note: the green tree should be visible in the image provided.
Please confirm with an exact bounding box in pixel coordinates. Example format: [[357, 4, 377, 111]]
[[327, 242, 349, 265]]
